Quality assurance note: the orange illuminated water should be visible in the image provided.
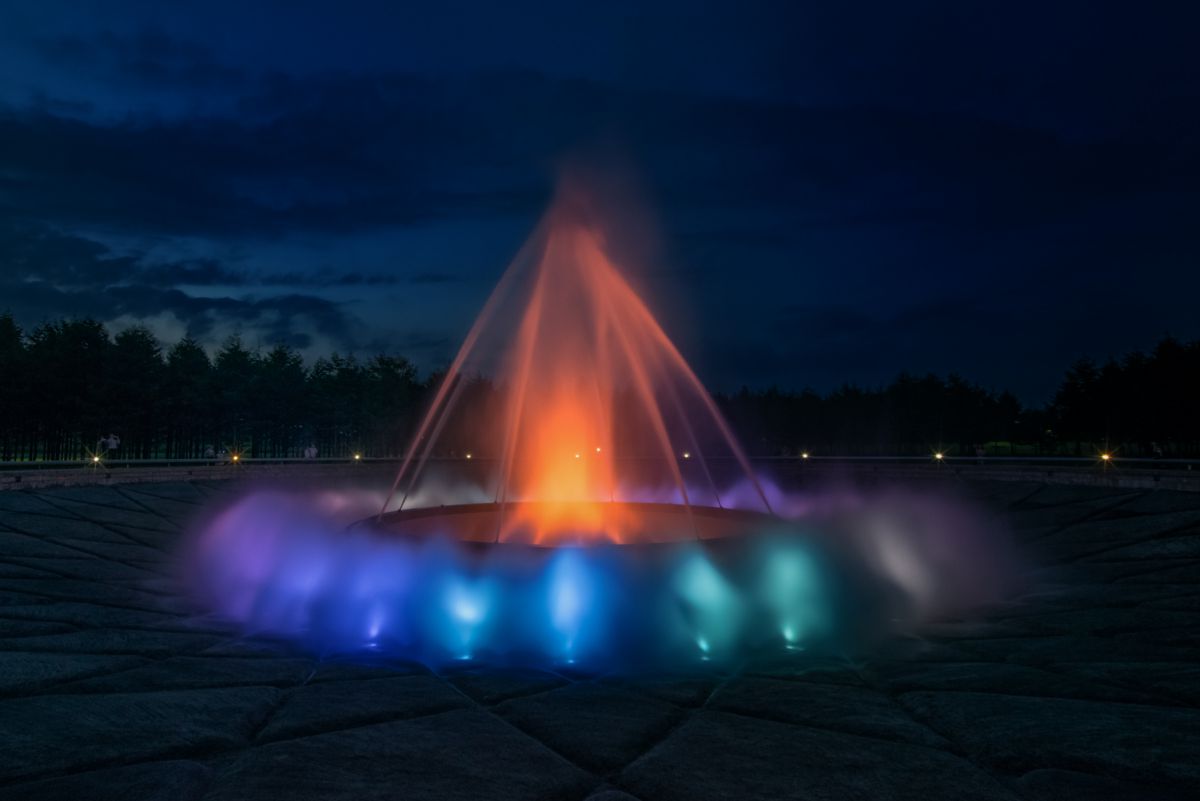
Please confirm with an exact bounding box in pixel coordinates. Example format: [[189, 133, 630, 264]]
[[382, 182, 771, 544]]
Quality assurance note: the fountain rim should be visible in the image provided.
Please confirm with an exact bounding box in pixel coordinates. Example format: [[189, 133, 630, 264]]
[[358, 500, 776, 548]]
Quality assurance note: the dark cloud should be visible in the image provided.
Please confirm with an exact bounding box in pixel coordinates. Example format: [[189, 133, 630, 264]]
[[35, 29, 246, 92], [3, 71, 1197, 253], [0, 3, 1198, 397], [408, 271, 461, 285], [258, 270, 401, 287], [0, 224, 360, 348]]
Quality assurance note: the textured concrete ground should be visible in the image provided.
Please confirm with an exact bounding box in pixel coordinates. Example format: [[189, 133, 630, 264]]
[[0, 480, 1198, 800]]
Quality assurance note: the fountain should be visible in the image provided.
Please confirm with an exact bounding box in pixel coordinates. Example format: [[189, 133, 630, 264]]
[[187, 178, 1015, 668], [372, 181, 771, 546]]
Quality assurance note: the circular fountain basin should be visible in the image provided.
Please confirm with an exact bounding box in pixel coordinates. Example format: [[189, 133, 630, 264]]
[[363, 501, 773, 546]]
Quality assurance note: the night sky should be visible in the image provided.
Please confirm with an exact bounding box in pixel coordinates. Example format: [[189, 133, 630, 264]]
[[1, 1, 1197, 403]]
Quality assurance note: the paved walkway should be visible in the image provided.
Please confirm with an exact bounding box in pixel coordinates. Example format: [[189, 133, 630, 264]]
[[0, 481, 1197, 799]]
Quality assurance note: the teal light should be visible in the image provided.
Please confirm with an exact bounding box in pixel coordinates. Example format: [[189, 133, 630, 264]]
[[672, 550, 742, 657], [757, 541, 831, 648]]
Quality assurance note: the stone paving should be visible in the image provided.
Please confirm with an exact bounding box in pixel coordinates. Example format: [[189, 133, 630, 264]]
[[0, 480, 1198, 800]]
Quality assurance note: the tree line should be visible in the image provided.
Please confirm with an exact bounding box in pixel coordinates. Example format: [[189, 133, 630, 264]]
[[0, 312, 1196, 461], [719, 337, 1200, 458]]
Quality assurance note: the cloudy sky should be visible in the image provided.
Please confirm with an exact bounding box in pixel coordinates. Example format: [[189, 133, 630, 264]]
[[1, 0, 1197, 401]]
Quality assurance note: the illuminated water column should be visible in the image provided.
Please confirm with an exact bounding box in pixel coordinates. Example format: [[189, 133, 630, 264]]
[[754, 539, 830, 650], [669, 549, 743, 660]]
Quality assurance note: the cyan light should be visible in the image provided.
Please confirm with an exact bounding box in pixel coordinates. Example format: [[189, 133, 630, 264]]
[[671, 550, 742, 657], [757, 541, 831, 648]]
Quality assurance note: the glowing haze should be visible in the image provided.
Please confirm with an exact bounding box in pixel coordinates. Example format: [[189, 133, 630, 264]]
[[383, 179, 771, 544]]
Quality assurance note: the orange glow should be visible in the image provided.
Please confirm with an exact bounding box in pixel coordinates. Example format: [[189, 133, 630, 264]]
[[383, 181, 773, 544]]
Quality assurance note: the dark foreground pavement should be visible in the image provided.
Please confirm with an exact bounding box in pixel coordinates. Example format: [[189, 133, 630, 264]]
[[0, 481, 1198, 800]]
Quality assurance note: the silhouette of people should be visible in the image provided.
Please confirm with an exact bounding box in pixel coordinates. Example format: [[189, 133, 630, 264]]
[[204, 445, 215, 460], [303, 444, 317, 460]]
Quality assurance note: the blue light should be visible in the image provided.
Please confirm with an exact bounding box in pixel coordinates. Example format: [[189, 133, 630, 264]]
[[549, 552, 587, 632], [449, 583, 486, 625], [538, 546, 617, 664], [366, 602, 385, 640], [441, 577, 492, 657]]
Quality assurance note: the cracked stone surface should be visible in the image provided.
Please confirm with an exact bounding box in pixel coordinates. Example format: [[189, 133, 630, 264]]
[[1, 480, 1198, 799]]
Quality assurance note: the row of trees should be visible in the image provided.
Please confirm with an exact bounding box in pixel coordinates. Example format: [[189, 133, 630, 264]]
[[0, 312, 1196, 460], [720, 337, 1200, 458], [0, 315, 423, 461]]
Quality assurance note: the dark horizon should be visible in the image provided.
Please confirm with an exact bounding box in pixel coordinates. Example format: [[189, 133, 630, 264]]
[[2, 1, 1198, 405], [4, 310, 1198, 463]]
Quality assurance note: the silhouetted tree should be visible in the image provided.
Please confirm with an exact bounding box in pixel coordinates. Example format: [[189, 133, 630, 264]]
[[108, 326, 165, 458], [164, 337, 212, 458], [0, 313, 24, 460], [0, 312, 1196, 461]]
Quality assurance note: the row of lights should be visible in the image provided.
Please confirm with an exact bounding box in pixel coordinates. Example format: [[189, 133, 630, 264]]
[[87, 449, 1119, 464]]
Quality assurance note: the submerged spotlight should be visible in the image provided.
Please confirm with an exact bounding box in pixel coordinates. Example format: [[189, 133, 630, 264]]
[[1100, 453, 1112, 462], [801, 452, 810, 460], [934, 452, 944, 461]]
